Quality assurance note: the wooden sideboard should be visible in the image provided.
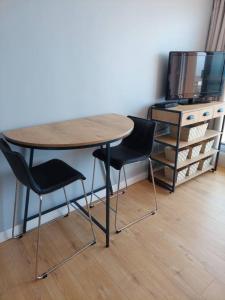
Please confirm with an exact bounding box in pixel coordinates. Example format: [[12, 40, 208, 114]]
[[150, 101, 225, 192]]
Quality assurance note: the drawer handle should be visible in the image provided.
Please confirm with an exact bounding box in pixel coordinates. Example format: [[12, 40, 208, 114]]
[[187, 115, 195, 120], [203, 112, 210, 117], [217, 108, 224, 113]]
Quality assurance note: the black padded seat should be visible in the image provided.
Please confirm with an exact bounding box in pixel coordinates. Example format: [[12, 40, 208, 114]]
[[93, 145, 148, 170], [31, 159, 86, 195], [92, 116, 156, 170]]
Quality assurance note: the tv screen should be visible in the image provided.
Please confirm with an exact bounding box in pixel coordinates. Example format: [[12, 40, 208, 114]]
[[166, 51, 225, 100]]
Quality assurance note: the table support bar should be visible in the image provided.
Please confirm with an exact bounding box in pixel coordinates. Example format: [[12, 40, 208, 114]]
[[73, 201, 106, 233]]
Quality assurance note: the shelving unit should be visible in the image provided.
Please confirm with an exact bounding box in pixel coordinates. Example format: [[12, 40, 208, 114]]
[[154, 129, 220, 148], [154, 164, 213, 187], [150, 102, 225, 192], [152, 148, 218, 169]]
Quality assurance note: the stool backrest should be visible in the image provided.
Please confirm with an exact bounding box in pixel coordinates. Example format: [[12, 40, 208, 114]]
[[0, 139, 38, 192], [122, 116, 156, 156]]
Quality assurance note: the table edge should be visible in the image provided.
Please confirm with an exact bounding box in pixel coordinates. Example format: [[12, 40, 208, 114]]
[[3, 114, 134, 149]]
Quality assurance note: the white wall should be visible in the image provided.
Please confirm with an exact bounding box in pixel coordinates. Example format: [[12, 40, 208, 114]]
[[0, 0, 212, 232]]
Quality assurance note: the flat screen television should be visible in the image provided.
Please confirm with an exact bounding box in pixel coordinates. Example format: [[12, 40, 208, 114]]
[[166, 51, 225, 103]]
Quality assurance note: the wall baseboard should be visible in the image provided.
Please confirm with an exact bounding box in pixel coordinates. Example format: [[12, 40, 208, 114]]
[[0, 171, 147, 243]]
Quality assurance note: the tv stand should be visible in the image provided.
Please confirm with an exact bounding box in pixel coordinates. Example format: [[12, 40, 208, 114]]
[[150, 101, 225, 192]]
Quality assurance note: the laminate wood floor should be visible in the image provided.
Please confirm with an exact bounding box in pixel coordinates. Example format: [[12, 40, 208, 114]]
[[0, 168, 225, 300]]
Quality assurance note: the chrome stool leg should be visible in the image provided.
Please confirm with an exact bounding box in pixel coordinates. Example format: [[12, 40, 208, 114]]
[[89, 158, 117, 212], [149, 157, 158, 212], [35, 195, 44, 279], [12, 180, 23, 239], [110, 166, 127, 200], [90, 157, 127, 211], [114, 169, 122, 233], [63, 187, 70, 217], [35, 183, 96, 280], [123, 166, 128, 190], [81, 180, 96, 243], [114, 160, 158, 233], [90, 157, 96, 208]]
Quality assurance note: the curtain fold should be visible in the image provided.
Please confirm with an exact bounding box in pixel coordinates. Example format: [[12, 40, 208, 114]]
[[206, 0, 225, 51], [206, 1, 225, 140]]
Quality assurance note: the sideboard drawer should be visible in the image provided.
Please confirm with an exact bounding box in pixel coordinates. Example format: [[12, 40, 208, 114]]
[[181, 111, 200, 126], [213, 103, 225, 118], [198, 107, 214, 122]]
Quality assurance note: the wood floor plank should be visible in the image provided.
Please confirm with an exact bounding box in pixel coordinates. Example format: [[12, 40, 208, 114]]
[[202, 280, 225, 300], [0, 167, 225, 299]]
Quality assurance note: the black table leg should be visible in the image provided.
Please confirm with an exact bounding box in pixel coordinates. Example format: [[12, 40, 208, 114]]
[[103, 162, 113, 196], [105, 143, 111, 247], [22, 148, 34, 234]]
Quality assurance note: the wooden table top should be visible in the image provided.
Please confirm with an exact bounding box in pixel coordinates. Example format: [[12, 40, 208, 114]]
[[3, 114, 134, 149]]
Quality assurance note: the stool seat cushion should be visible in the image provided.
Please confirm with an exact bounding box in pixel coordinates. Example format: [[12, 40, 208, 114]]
[[31, 159, 85, 194], [93, 145, 148, 170]]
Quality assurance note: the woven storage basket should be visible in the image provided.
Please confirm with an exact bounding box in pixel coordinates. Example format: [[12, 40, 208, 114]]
[[187, 162, 200, 176], [198, 157, 212, 171], [164, 166, 188, 183], [171, 123, 208, 142], [165, 147, 189, 163], [188, 144, 202, 159], [201, 139, 214, 154]]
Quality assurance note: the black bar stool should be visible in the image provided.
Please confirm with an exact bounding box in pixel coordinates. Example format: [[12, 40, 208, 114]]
[[0, 139, 96, 280], [90, 116, 158, 233]]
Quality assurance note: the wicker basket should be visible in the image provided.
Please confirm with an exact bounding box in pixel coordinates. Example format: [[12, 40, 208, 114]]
[[188, 144, 202, 159], [198, 157, 212, 171], [171, 123, 208, 142], [165, 147, 189, 163], [187, 162, 200, 176], [164, 166, 188, 183], [201, 139, 215, 154]]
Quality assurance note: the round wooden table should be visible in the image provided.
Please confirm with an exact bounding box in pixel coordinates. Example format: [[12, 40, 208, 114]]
[[3, 113, 134, 247]]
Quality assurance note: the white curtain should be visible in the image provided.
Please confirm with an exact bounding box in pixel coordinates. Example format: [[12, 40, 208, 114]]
[[206, 0, 225, 50]]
